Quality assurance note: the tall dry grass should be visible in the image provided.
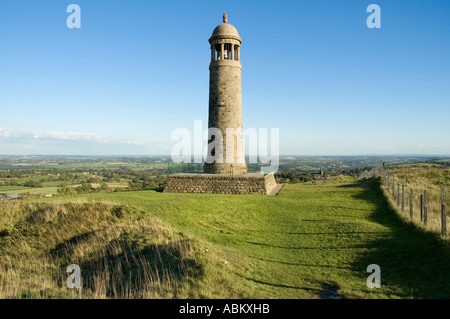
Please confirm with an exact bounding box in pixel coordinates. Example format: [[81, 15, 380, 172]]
[[0, 201, 202, 299], [383, 165, 450, 237]]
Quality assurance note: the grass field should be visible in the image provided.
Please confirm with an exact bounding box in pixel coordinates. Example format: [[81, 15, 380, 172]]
[[0, 186, 30, 192], [0, 158, 170, 171], [1, 177, 450, 298], [0, 186, 60, 195], [0, 183, 129, 196]]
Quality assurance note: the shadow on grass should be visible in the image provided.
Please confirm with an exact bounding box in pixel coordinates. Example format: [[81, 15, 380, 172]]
[[152, 186, 165, 193], [342, 178, 450, 298], [338, 178, 375, 189], [249, 255, 352, 270], [52, 237, 203, 298], [235, 273, 322, 292], [246, 240, 373, 250], [80, 240, 201, 298]]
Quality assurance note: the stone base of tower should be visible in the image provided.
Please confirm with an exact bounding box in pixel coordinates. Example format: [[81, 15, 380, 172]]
[[163, 172, 282, 195], [204, 163, 247, 175]]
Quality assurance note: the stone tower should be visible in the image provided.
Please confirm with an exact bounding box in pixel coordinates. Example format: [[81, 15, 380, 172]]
[[164, 14, 282, 195], [204, 13, 247, 175]]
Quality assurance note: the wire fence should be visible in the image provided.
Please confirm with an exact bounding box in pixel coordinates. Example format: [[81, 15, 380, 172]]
[[380, 168, 448, 236]]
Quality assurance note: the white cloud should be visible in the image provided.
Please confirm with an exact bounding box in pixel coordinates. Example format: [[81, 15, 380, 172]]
[[0, 128, 150, 145], [0, 128, 169, 155], [416, 144, 444, 151], [0, 128, 10, 138]]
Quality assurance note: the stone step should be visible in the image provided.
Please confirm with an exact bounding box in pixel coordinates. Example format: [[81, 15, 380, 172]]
[[268, 184, 284, 196]]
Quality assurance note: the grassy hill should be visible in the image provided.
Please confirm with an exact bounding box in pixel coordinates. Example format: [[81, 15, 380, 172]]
[[1, 176, 450, 298]]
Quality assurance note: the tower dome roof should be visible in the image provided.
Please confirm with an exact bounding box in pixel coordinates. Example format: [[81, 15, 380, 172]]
[[209, 13, 241, 42]]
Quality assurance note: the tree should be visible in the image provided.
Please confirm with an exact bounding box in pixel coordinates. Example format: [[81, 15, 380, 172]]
[[6, 179, 19, 186], [24, 180, 43, 188], [57, 185, 76, 195], [75, 182, 92, 194]]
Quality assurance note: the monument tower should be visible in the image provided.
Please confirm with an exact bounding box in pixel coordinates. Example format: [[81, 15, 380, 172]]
[[204, 13, 247, 175], [164, 13, 281, 195]]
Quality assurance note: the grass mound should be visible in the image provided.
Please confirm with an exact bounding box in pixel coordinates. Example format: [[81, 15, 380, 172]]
[[0, 201, 203, 298]]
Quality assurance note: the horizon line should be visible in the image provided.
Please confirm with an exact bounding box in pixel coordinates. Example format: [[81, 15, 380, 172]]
[[1, 154, 450, 158]]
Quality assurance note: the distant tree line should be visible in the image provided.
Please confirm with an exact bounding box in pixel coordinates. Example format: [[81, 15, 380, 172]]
[[275, 166, 381, 183], [275, 170, 314, 184], [55, 169, 168, 195], [0, 179, 43, 188], [57, 182, 109, 195]]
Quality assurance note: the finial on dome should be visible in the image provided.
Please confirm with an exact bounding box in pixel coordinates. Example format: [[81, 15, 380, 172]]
[[223, 12, 228, 23]]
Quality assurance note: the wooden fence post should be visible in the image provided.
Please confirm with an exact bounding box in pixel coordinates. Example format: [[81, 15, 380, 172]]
[[392, 180, 395, 200], [388, 175, 390, 190], [424, 190, 428, 226], [442, 203, 447, 236], [420, 194, 423, 222], [402, 185, 405, 212], [397, 184, 400, 206], [442, 187, 447, 236], [409, 189, 413, 219]]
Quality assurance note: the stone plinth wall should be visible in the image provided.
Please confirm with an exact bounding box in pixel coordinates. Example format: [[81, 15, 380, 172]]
[[164, 172, 279, 195]]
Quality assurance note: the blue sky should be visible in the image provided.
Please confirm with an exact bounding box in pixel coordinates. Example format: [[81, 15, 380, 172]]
[[0, 0, 449, 155]]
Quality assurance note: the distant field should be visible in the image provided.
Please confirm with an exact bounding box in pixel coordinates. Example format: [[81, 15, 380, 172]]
[[2, 177, 443, 298], [13, 176, 47, 183], [105, 183, 129, 188], [395, 163, 441, 168], [0, 186, 29, 192], [1, 186, 59, 195], [0, 159, 170, 171], [41, 181, 63, 187], [2, 155, 447, 173]]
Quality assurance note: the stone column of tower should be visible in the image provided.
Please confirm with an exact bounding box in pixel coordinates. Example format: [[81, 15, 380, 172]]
[[204, 13, 247, 175]]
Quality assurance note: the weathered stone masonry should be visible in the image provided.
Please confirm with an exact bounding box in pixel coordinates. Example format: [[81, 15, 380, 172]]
[[204, 13, 246, 174], [164, 173, 279, 195]]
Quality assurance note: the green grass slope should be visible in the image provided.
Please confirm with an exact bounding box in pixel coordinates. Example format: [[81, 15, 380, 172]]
[[2, 177, 450, 298]]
